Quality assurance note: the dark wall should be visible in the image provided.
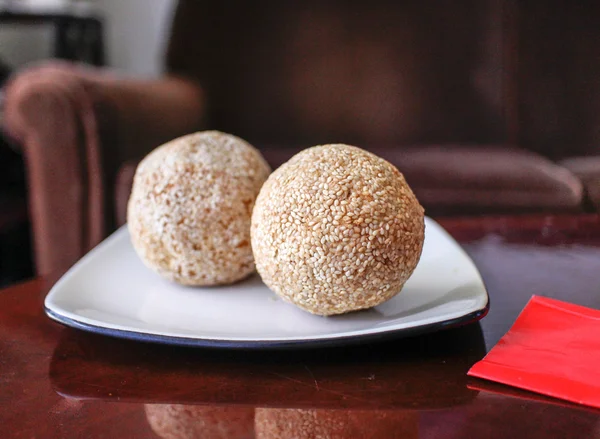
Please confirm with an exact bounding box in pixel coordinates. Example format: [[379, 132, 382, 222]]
[[166, 0, 600, 157], [518, 0, 600, 159]]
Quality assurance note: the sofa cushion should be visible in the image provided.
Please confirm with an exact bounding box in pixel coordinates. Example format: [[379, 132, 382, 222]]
[[383, 146, 584, 214], [117, 146, 584, 221], [262, 145, 584, 215], [559, 156, 600, 212]]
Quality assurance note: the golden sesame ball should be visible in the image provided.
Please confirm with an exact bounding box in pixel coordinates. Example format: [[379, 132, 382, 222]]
[[145, 404, 254, 439], [255, 408, 418, 439], [128, 131, 271, 286], [251, 144, 424, 315]]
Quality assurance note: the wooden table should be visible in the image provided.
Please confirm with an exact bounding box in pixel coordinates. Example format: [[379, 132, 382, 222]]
[[1, 215, 600, 438]]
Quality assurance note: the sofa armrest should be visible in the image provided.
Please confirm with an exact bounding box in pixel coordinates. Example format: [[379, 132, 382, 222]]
[[3, 61, 204, 275], [114, 160, 139, 227]]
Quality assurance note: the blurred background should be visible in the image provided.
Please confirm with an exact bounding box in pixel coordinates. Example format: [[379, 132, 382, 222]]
[[1, 0, 600, 286], [0, 0, 173, 77], [0, 0, 174, 285]]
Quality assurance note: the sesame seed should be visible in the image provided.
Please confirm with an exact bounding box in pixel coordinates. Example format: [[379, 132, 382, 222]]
[[251, 144, 425, 316], [128, 131, 270, 286]]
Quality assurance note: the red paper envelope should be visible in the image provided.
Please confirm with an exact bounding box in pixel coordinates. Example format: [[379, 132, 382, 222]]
[[468, 295, 600, 409]]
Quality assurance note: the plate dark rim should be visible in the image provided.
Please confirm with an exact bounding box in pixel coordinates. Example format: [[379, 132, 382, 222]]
[[44, 298, 489, 350]]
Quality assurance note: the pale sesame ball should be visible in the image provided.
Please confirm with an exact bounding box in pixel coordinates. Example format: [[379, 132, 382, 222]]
[[128, 131, 271, 286], [251, 144, 424, 315]]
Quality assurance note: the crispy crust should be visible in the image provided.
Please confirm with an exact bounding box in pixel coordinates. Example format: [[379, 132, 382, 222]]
[[128, 131, 271, 286], [251, 144, 424, 315]]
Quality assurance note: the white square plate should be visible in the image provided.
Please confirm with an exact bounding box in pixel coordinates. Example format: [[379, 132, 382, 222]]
[[44, 217, 489, 349]]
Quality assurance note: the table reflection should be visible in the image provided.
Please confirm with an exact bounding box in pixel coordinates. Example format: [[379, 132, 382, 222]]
[[143, 405, 418, 439], [255, 408, 417, 438], [145, 404, 254, 439], [142, 400, 600, 439], [419, 390, 600, 439], [50, 322, 486, 410]]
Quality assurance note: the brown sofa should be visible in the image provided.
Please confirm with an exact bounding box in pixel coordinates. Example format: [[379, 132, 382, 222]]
[[3, 0, 600, 276]]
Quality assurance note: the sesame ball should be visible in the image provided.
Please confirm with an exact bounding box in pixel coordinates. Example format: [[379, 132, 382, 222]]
[[251, 144, 424, 315], [128, 131, 271, 286]]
